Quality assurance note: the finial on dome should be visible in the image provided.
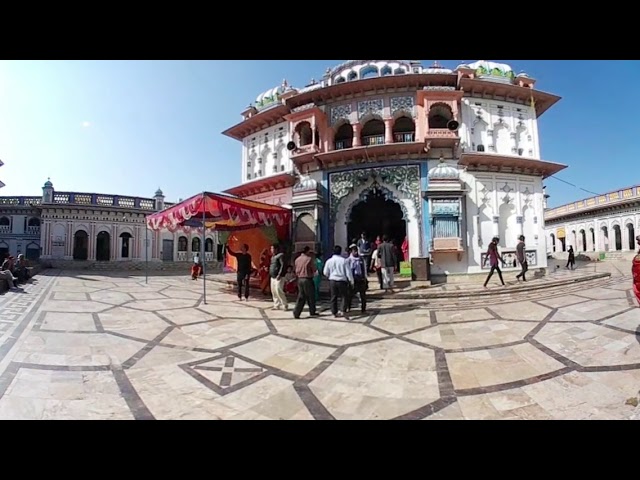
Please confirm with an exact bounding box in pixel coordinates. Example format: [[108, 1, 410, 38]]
[[282, 78, 288, 88], [431, 61, 443, 68]]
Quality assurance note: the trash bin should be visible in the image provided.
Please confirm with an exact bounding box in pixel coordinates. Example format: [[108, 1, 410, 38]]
[[599, 253, 606, 261], [411, 257, 431, 281]]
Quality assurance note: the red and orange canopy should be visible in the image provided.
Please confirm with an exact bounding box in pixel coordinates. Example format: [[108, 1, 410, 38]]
[[146, 192, 291, 233]]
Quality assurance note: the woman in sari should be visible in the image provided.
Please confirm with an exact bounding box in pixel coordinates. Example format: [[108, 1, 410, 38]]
[[313, 251, 324, 300], [401, 236, 409, 263], [258, 248, 272, 294], [633, 235, 640, 306]]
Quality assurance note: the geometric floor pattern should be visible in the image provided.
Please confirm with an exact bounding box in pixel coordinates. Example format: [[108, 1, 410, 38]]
[[0, 263, 638, 420]]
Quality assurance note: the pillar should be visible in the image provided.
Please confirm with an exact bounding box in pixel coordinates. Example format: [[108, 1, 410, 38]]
[[384, 119, 393, 144], [89, 223, 96, 260], [352, 123, 362, 147]]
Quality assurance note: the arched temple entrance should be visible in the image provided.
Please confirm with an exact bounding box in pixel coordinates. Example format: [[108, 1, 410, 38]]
[[347, 188, 406, 250], [96, 231, 111, 261]]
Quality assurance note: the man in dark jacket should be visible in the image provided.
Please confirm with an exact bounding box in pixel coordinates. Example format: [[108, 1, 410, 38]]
[[377, 235, 397, 293], [226, 243, 252, 301]]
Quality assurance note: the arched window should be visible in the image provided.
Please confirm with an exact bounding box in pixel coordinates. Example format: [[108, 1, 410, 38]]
[[334, 123, 353, 150], [360, 119, 385, 146], [120, 232, 132, 258], [192, 237, 201, 253], [428, 103, 453, 129], [205, 238, 214, 252], [392, 116, 415, 143], [178, 236, 188, 251], [295, 121, 313, 146], [360, 65, 379, 79]]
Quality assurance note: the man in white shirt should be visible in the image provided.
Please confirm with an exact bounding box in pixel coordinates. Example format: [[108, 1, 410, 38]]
[[323, 245, 354, 318]]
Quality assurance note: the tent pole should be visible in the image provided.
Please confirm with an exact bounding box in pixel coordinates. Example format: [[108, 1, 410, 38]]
[[202, 192, 207, 304], [145, 221, 149, 285]]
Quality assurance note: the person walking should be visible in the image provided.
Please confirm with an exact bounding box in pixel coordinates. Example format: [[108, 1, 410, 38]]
[[483, 237, 506, 287], [226, 243, 252, 301], [515, 235, 528, 282], [632, 235, 640, 306], [371, 247, 383, 289], [191, 252, 202, 280], [356, 232, 372, 273], [269, 243, 288, 310], [313, 251, 324, 300], [293, 246, 318, 319], [377, 235, 397, 293], [566, 246, 576, 270], [346, 245, 368, 314], [323, 245, 354, 318]]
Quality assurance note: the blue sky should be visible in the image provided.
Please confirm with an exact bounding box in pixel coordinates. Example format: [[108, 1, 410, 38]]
[[0, 60, 637, 207]]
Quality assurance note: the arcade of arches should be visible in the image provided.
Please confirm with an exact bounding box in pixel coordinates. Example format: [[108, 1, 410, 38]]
[[549, 222, 637, 253]]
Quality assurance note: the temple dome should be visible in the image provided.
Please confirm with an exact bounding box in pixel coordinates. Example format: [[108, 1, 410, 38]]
[[424, 61, 452, 74], [293, 175, 317, 192], [330, 60, 413, 83], [155, 188, 164, 196], [253, 80, 294, 110], [428, 161, 460, 181], [467, 60, 515, 83], [43, 178, 53, 188]]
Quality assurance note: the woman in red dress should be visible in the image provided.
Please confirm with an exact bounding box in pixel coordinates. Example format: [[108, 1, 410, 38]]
[[258, 248, 272, 295], [633, 235, 640, 306]]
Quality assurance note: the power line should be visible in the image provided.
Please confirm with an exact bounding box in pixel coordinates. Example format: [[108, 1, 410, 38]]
[[547, 175, 602, 197]]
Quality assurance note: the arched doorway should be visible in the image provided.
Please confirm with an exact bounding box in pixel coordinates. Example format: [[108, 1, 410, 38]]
[[580, 229, 587, 252], [627, 223, 636, 250], [120, 232, 132, 259], [73, 230, 89, 260], [96, 231, 111, 261], [347, 189, 406, 249], [613, 225, 622, 251]]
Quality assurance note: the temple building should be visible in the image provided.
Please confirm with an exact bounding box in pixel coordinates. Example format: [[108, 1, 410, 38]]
[[222, 60, 564, 282], [544, 184, 640, 255], [0, 180, 220, 267]]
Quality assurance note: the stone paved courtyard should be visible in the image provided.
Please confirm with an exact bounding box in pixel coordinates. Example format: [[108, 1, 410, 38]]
[[0, 263, 638, 420]]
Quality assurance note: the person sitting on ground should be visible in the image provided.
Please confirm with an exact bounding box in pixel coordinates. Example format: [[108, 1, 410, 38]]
[[14, 254, 30, 283], [283, 265, 298, 295], [1, 255, 19, 290]]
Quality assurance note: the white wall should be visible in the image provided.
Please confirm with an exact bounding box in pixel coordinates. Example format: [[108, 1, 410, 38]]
[[242, 124, 292, 182], [433, 171, 547, 275], [459, 98, 541, 159]]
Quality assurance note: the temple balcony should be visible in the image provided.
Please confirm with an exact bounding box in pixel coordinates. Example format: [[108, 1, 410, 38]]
[[0, 225, 9, 234], [424, 128, 460, 149], [26, 226, 40, 235], [431, 237, 463, 253], [394, 132, 415, 143]]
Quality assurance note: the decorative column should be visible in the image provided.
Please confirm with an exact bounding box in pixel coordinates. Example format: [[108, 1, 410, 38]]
[[89, 223, 96, 260], [517, 215, 524, 236], [352, 123, 362, 147], [384, 119, 393, 144]]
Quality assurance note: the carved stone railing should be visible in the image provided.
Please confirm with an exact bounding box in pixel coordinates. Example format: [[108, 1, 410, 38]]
[[426, 129, 457, 138], [26, 226, 40, 235], [0, 225, 10, 234], [0, 193, 168, 212], [205, 252, 214, 262], [177, 251, 188, 262], [0, 196, 41, 206]]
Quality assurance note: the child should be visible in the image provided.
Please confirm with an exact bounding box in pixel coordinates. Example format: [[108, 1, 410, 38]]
[[283, 265, 298, 295]]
